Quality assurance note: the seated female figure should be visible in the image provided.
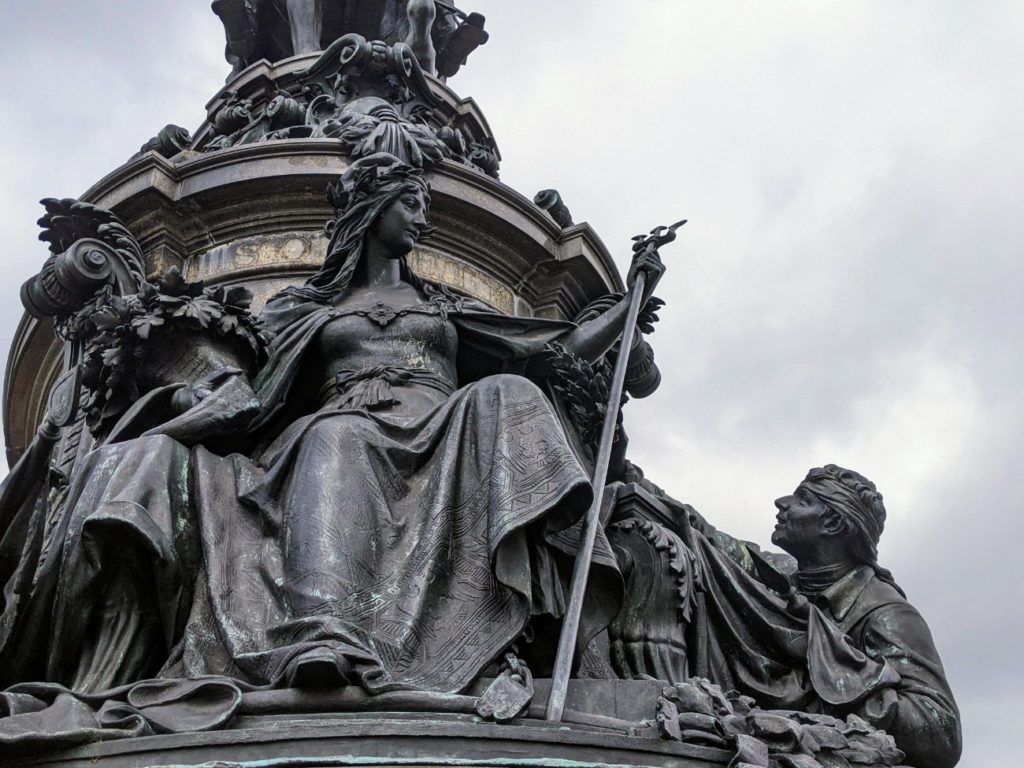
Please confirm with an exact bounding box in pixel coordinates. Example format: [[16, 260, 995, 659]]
[[148, 153, 665, 693]]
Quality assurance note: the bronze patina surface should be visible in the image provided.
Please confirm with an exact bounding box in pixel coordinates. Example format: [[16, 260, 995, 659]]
[[0, 4, 960, 767]]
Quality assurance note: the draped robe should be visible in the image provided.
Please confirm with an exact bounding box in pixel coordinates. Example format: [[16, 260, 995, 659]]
[[0, 289, 621, 696]]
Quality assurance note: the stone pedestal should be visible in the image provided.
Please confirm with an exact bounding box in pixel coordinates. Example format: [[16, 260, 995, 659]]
[[13, 716, 729, 768]]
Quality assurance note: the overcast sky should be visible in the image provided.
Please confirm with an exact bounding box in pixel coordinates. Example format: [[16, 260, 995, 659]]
[[0, 2, 1020, 764]]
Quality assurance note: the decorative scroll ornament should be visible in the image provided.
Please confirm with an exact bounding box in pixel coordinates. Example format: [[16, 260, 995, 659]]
[[29, 198, 147, 307], [198, 34, 499, 177]]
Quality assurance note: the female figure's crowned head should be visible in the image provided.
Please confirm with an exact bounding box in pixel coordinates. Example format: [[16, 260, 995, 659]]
[[282, 153, 432, 303]]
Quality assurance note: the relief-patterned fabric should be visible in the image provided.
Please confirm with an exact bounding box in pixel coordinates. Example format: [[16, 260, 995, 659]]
[[0, 290, 622, 702], [195, 372, 593, 692], [172, 294, 621, 692]]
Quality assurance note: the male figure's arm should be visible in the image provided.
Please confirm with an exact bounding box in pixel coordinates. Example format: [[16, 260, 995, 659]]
[[854, 602, 962, 768]]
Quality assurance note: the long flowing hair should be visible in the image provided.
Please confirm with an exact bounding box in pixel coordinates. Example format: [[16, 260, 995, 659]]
[[276, 154, 431, 304]]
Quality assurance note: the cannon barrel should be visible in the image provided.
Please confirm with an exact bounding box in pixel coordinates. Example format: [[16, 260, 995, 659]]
[[534, 189, 574, 228]]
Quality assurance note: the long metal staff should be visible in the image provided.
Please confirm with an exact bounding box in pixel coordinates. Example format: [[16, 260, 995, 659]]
[[545, 220, 685, 723]]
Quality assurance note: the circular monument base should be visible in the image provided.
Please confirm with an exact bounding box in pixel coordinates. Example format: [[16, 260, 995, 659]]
[[13, 712, 730, 768]]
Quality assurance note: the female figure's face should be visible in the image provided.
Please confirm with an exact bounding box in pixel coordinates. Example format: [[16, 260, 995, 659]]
[[370, 187, 428, 258]]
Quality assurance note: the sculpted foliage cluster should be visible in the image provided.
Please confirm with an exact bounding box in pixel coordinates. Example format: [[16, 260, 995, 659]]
[[67, 269, 268, 433], [196, 35, 500, 177], [546, 295, 663, 451], [659, 677, 906, 767]]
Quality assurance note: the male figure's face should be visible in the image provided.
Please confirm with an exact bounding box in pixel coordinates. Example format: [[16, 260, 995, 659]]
[[772, 485, 829, 556]]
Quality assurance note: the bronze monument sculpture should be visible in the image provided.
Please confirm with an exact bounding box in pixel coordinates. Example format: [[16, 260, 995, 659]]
[[771, 466, 961, 766], [0, 3, 960, 767]]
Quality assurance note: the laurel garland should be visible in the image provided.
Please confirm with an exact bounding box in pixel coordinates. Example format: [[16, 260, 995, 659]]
[[65, 267, 269, 433]]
